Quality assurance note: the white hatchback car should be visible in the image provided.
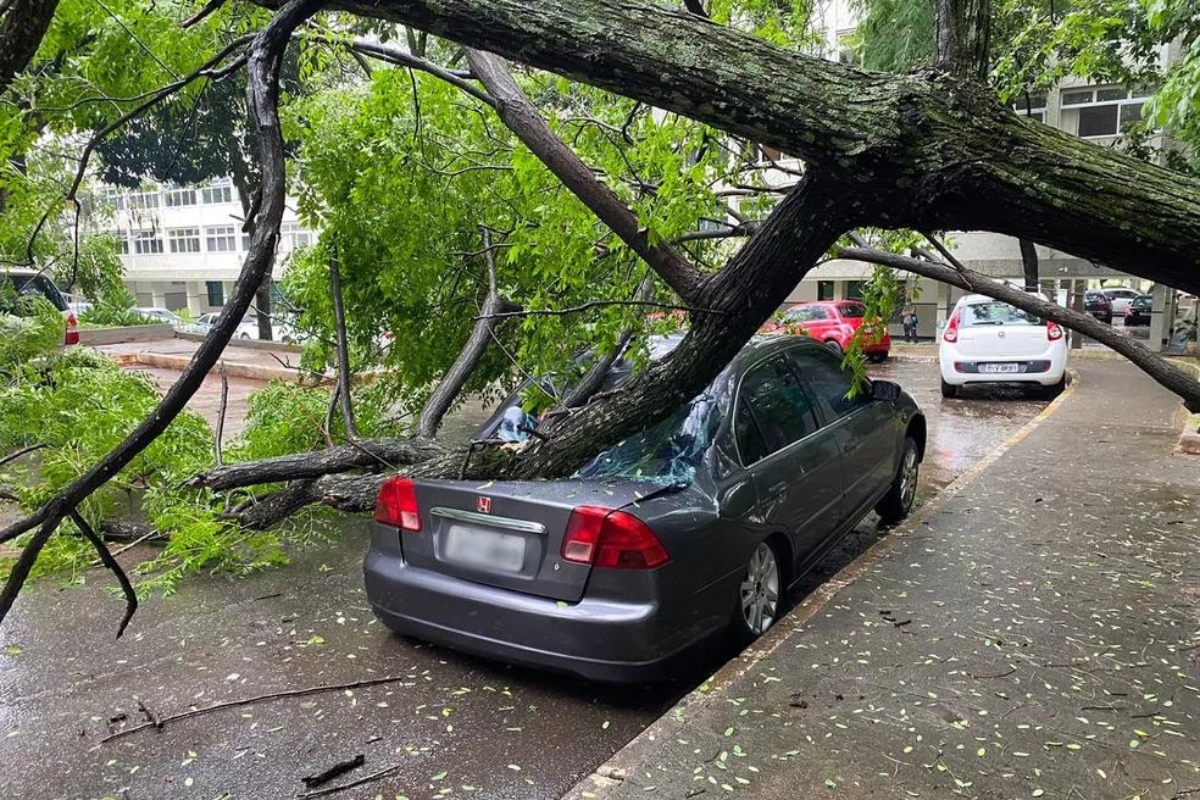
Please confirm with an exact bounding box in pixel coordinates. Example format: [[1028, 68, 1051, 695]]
[[939, 293, 1067, 399]]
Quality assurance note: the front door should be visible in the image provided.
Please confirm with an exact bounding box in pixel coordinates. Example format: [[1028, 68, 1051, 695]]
[[735, 355, 844, 562]]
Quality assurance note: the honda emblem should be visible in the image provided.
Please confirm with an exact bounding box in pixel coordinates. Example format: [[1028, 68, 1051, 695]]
[[477, 496, 492, 514]]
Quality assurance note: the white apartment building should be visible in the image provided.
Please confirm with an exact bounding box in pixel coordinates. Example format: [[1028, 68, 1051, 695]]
[[792, 0, 1180, 346], [101, 178, 313, 314]]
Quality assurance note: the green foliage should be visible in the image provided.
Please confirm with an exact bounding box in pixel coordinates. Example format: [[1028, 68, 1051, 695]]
[[78, 286, 156, 327], [0, 298, 64, 370], [849, 0, 933, 72]]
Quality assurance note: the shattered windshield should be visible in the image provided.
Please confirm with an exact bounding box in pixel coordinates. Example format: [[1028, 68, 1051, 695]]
[[574, 394, 719, 486]]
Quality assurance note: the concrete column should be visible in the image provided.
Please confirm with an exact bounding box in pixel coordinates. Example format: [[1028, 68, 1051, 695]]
[[1148, 283, 1171, 353], [934, 281, 952, 340], [185, 281, 206, 315], [150, 285, 167, 308]]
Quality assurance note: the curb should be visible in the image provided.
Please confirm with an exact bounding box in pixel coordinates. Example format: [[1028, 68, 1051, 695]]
[[562, 369, 1082, 800], [123, 352, 315, 384]]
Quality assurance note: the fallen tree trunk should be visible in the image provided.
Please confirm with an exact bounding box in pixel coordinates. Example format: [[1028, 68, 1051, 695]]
[[247, 0, 1200, 296], [841, 245, 1200, 411]]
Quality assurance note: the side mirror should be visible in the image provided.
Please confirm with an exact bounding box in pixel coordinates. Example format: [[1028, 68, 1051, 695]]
[[871, 380, 902, 403]]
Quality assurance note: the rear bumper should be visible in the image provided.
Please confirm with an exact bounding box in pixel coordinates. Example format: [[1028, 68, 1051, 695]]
[[939, 346, 1067, 387], [363, 549, 723, 683]]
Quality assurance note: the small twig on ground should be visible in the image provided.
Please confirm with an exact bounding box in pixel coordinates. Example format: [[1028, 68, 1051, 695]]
[[69, 510, 137, 638], [302, 754, 366, 788], [968, 666, 1017, 679], [102, 675, 414, 742], [0, 443, 48, 468], [296, 761, 404, 798], [136, 699, 162, 730]]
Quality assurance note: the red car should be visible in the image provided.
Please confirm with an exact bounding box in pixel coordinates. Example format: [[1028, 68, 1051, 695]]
[[765, 301, 890, 362]]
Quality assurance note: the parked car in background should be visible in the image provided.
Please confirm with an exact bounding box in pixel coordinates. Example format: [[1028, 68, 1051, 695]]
[[1124, 294, 1153, 327], [765, 301, 891, 362], [134, 307, 184, 327], [1084, 290, 1112, 324], [365, 336, 926, 681], [939, 293, 1067, 399], [1101, 288, 1146, 315], [2, 268, 78, 346], [195, 312, 260, 339]]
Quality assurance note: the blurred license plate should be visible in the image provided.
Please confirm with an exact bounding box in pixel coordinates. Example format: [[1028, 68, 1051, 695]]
[[980, 363, 1020, 374], [443, 525, 525, 572]]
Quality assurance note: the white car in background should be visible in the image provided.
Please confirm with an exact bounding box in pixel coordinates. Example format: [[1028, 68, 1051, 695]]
[[195, 312, 260, 340], [1100, 287, 1146, 315], [939, 293, 1067, 399]]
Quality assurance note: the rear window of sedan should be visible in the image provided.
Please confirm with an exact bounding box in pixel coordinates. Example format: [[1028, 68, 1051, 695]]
[[837, 302, 866, 318], [574, 395, 719, 485], [960, 301, 1044, 327]]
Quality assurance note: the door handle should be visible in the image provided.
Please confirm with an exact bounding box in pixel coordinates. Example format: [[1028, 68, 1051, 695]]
[[768, 482, 787, 495]]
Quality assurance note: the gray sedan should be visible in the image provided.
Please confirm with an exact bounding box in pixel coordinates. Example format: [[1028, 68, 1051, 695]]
[[365, 337, 926, 682]]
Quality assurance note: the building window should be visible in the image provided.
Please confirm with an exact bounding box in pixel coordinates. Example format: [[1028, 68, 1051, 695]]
[[205, 225, 237, 252], [164, 188, 196, 207], [115, 232, 129, 255], [201, 181, 234, 204], [168, 227, 201, 254], [1061, 86, 1148, 138], [133, 231, 163, 255], [241, 233, 252, 251], [1010, 93, 1047, 124], [817, 280, 835, 301], [280, 222, 312, 251], [127, 191, 159, 210], [846, 280, 864, 301], [206, 281, 225, 307]]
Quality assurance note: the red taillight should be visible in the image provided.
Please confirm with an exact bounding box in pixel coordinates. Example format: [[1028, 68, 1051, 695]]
[[1047, 320, 1064, 341], [942, 311, 960, 343], [374, 476, 421, 531], [64, 312, 79, 346], [562, 506, 669, 570]]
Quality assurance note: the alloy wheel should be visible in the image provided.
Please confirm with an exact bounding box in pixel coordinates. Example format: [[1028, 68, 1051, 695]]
[[899, 447, 918, 511], [740, 543, 780, 636]]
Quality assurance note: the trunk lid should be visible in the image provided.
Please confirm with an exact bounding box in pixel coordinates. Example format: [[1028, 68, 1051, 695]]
[[954, 301, 1048, 358], [400, 479, 653, 602]]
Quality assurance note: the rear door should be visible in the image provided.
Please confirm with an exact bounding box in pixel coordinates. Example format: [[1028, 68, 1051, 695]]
[[791, 347, 896, 524], [734, 355, 843, 559]]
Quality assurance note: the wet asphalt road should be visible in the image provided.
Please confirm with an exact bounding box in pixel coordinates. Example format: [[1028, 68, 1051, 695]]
[[0, 358, 1048, 800]]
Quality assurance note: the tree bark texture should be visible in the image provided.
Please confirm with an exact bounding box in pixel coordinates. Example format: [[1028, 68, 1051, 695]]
[[249, 0, 1200, 296], [841, 246, 1200, 410], [0, 0, 61, 96], [933, 0, 991, 79]]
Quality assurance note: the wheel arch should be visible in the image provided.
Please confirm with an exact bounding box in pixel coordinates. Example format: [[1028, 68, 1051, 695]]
[[906, 414, 927, 462]]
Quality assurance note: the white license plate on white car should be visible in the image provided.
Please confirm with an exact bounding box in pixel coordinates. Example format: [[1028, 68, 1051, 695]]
[[980, 363, 1021, 374], [443, 525, 526, 572]]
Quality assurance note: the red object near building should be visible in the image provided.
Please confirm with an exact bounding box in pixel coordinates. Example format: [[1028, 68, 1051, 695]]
[[762, 301, 891, 362]]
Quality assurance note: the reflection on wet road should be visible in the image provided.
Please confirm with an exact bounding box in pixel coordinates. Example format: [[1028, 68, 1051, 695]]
[[0, 357, 1047, 800]]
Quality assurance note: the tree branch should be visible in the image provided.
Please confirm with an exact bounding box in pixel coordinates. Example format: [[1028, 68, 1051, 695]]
[[933, 0, 991, 79], [0, 0, 323, 629], [328, 243, 358, 439], [562, 275, 655, 408], [182, 0, 228, 28], [69, 510, 137, 638], [840, 245, 1200, 411], [464, 49, 705, 303], [416, 228, 519, 438]]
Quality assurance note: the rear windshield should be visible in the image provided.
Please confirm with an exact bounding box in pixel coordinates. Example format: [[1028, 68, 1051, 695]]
[[960, 301, 1043, 327], [837, 303, 866, 318], [574, 395, 719, 486], [2, 273, 67, 312]]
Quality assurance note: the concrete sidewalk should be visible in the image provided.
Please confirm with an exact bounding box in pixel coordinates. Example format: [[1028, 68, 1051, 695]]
[[568, 360, 1200, 800]]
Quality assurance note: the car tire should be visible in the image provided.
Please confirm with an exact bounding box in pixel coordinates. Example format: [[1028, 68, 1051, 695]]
[[867, 353, 887, 363], [824, 339, 843, 356], [940, 379, 957, 399], [1041, 375, 1066, 399], [876, 437, 919, 524], [731, 540, 782, 646], [238, 332, 250, 340]]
